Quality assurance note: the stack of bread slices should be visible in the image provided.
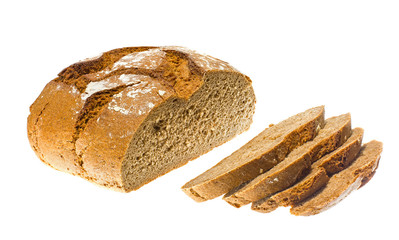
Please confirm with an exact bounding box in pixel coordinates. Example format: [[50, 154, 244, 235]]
[[182, 106, 382, 216]]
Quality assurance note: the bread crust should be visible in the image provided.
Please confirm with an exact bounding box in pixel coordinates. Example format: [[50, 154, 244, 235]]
[[27, 46, 252, 191], [27, 81, 85, 175]]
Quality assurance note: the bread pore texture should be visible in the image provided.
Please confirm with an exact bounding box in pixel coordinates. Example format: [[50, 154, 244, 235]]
[[122, 71, 255, 191], [27, 46, 256, 192]]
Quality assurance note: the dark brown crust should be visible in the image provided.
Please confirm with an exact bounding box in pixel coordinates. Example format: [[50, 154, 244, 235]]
[[57, 47, 156, 85], [57, 47, 205, 96], [28, 46, 247, 191]]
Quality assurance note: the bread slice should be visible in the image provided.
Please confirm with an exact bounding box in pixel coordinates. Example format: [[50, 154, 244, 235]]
[[27, 46, 256, 192], [223, 113, 351, 207], [251, 168, 328, 213], [312, 128, 364, 175], [181, 106, 325, 202], [290, 140, 382, 216], [252, 128, 364, 213]]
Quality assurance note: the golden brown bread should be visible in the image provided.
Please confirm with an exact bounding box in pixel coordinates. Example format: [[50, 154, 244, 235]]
[[27, 46, 256, 192]]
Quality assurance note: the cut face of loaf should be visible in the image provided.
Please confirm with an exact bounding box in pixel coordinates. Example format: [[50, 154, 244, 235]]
[[27, 46, 256, 192], [122, 71, 255, 191], [182, 106, 325, 202]]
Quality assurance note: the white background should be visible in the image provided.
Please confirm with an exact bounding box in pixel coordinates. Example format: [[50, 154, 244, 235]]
[[1, 0, 398, 239]]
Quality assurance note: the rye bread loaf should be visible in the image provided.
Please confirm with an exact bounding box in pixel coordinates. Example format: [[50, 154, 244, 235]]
[[223, 113, 352, 207], [290, 140, 382, 216], [252, 128, 364, 213], [27, 46, 256, 192], [182, 106, 325, 202]]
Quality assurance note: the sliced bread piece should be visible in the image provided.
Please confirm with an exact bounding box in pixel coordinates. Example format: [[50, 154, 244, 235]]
[[290, 140, 382, 216], [251, 168, 328, 213], [252, 128, 364, 213], [181, 106, 325, 202], [223, 113, 352, 207], [312, 128, 364, 175]]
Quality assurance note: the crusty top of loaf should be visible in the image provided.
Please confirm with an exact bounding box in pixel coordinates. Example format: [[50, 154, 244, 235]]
[[28, 46, 247, 190], [57, 46, 238, 99]]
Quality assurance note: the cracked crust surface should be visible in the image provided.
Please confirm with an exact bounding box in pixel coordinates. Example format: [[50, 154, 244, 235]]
[[27, 46, 251, 191]]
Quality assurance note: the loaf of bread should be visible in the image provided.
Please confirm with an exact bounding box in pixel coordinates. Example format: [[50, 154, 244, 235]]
[[182, 106, 325, 202], [27, 46, 256, 192]]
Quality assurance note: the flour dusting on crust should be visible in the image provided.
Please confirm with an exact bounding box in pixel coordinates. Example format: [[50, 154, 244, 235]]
[[112, 49, 166, 71], [107, 80, 167, 116], [81, 74, 148, 100], [82, 81, 118, 100], [161, 46, 236, 71]]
